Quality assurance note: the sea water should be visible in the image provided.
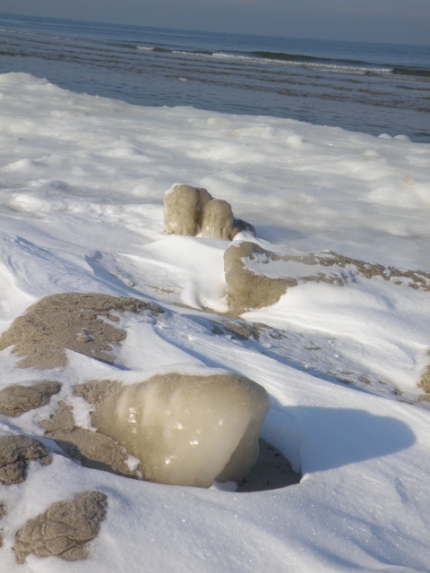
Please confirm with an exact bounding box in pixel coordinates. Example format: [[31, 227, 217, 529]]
[[0, 12, 429, 142]]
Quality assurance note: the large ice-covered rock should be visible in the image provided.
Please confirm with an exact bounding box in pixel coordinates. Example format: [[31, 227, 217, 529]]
[[75, 372, 269, 488]]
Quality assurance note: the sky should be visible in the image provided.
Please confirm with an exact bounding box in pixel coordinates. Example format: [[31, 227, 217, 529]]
[[1, 0, 430, 44]]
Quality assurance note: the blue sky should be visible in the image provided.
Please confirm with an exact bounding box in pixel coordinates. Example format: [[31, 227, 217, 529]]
[[1, 0, 430, 44]]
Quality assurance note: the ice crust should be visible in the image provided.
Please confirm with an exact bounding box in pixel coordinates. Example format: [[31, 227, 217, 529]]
[[75, 374, 269, 488]]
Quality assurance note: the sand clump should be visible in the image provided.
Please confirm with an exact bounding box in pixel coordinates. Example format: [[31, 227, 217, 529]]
[[224, 241, 430, 312], [12, 491, 107, 564], [164, 183, 256, 240], [39, 401, 140, 478], [0, 435, 52, 485], [0, 293, 163, 370], [0, 381, 61, 417], [75, 373, 269, 488]]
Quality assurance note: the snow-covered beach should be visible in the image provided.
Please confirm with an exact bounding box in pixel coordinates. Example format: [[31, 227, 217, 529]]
[[1, 71, 430, 571]]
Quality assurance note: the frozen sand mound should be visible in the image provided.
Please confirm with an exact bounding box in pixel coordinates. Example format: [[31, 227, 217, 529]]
[[224, 241, 430, 312], [0, 436, 51, 485], [164, 183, 255, 240], [0, 381, 61, 417], [0, 293, 163, 369], [75, 373, 269, 488]]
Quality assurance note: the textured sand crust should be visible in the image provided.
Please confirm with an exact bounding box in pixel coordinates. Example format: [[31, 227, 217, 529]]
[[224, 241, 430, 312], [0, 436, 52, 485], [164, 183, 256, 240], [0, 293, 163, 369], [39, 401, 140, 478], [12, 491, 107, 564], [0, 381, 61, 417], [75, 374, 269, 488]]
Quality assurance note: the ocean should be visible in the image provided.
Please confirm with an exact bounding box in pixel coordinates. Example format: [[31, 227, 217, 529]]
[[0, 12, 429, 142]]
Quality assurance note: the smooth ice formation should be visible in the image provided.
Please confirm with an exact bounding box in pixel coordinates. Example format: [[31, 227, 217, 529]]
[[0, 381, 61, 417], [75, 373, 269, 488], [12, 491, 107, 564], [0, 436, 51, 485]]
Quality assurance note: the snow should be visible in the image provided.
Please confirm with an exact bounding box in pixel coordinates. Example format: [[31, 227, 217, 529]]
[[0, 71, 430, 571]]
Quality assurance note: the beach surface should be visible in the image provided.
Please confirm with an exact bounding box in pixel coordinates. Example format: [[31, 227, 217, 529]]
[[0, 72, 430, 572]]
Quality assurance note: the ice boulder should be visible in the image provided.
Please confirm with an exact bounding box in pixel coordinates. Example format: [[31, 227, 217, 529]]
[[164, 183, 213, 235], [163, 183, 256, 240], [75, 372, 269, 488], [201, 199, 235, 240]]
